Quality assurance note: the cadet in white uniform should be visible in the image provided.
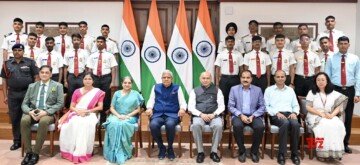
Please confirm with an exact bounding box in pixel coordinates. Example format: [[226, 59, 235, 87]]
[[241, 20, 266, 54], [290, 24, 317, 53], [317, 36, 334, 72], [91, 24, 119, 55], [34, 22, 47, 52], [78, 21, 95, 55], [54, 22, 73, 57], [2, 18, 28, 61], [24, 33, 42, 61], [316, 15, 345, 53], [266, 22, 291, 53], [217, 22, 245, 54]]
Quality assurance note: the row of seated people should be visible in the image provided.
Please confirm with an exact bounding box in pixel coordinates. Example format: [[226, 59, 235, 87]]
[[16, 66, 347, 165]]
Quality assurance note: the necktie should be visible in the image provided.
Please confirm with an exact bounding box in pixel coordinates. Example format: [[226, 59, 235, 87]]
[[341, 55, 346, 86], [304, 51, 309, 76], [329, 30, 334, 52], [16, 34, 20, 44], [324, 53, 328, 63], [38, 84, 46, 110], [277, 50, 282, 71], [47, 52, 51, 66], [256, 51, 261, 78], [36, 37, 41, 48], [30, 48, 34, 60], [74, 50, 79, 77], [97, 52, 102, 76], [61, 36, 65, 57], [80, 37, 84, 49], [229, 51, 234, 74]]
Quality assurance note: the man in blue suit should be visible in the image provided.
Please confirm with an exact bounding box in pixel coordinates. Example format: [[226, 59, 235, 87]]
[[228, 70, 265, 163]]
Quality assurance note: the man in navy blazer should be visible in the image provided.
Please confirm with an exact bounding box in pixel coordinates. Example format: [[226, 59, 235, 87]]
[[228, 70, 265, 163]]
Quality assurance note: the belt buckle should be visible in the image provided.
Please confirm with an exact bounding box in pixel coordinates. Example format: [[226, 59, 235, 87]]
[[342, 86, 347, 90]]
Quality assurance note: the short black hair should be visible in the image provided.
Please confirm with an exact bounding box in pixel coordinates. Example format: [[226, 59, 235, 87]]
[[101, 24, 110, 29], [252, 36, 262, 42], [71, 33, 82, 40], [225, 22, 237, 33], [39, 65, 53, 73], [299, 34, 310, 40], [35, 21, 45, 27], [78, 21, 88, 26], [83, 72, 94, 80], [325, 15, 335, 21], [58, 22, 68, 27], [311, 72, 334, 95], [225, 35, 235, 42], [28, 32, 37, 38], [319, 36, 330, 43], [241, 70, 253, 77], [275, 34, 285, 39], [273, 22, 283, 27], [13, 18, 23, 24], [96, 36, 106, 42], [298, 23, 308, 29], [338, 36, 349, 43], [248, 20, 259, 26], [45, 37, 55, 42]]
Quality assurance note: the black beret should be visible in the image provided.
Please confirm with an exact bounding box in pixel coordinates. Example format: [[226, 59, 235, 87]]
[[12, 43, 25, 50]]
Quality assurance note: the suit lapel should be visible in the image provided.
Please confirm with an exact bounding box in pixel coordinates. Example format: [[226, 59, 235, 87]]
[[238, 86, 243, 110], [33, 82, 40, 105], [46, 80, 54, 100]]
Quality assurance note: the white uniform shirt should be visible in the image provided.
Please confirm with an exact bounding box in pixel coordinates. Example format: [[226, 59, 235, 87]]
[[54, 35, 73, 56], [1, 32, 28, 58], [241, 34, 266, 53], [37, 50, 64, 74], [86, 51, 118, 75], [24, 45, 42, 61], [36, 34, 47, 52], [269, 49, 296, 75], [81, 34, 95, 54], [266, 35, 291, 53], [294, 49, 321, 76], [91, 38, 119, 54], [316, 29, 345, 53], [214, 49, 243, 75], [243, 50, 272, 75], [318, 51, 334, 72], [290, 38, 318, 53], [217, 39, 245, 54], [63, 49, 89, 74]]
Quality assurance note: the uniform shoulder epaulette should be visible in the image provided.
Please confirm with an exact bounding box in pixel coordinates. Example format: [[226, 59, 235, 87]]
[[4, 32, 12, 37], [108, 38, 118, 44], [241, 34, 250, 39]]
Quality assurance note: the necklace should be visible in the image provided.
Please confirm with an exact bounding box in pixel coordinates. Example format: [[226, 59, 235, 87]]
[[319, 92, 327, 108]]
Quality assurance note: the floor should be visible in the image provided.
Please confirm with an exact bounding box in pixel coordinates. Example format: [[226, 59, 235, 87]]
[[0, 140, 359, 165]]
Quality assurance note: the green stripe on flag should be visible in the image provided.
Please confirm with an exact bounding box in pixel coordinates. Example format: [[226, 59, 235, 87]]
[[192, 52, 206, 88], [140, 59, 156, 104], [166, 56, 189, 101], [120, 57, 140, 91]]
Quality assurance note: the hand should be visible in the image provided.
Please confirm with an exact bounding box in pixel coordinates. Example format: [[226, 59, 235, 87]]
[[325, 113, 334, 119], [240, 114, 249, 124], [289, 84, 295, 89], [118, 114, 126, 120], [145, 109, 153, 117], [288, 113, 297, 120], [276, 113, 287, 119], [178, 109, 186, 117], [3, 97, 7, 104], [200, 113, 211, 122], [248, 116, 254, 123], [109, 82, 114, 89], [76, 109, 88, 117], [208, 114, 215, 120], [318, 112, 326, 118], [29, 110, 38, 121], [354, 96, 360, 103], [64, 81, 68, 88]]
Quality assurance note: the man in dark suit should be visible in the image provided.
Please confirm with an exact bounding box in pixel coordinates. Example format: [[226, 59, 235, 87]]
[[20, 65, 64, 165], [228, 70, 265, 163]]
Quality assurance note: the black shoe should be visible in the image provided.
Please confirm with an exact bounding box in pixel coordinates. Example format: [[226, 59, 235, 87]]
[[167, 147, 175, 161], [158, 145, 166, 160], [291, 154, 300, 165], [345, 146, 352, 154], [28, 153, 39, 165], [196, 152, 205, 163], [21, 152, 33, 165], [251, 152, 259, 163], [277, 154, 285, 165], [210, 152, 221, 162], [10, 143, 21, 150], [238, 152, 246, 163]]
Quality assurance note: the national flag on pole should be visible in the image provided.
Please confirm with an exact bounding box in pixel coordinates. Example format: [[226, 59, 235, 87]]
[[167, 0, 192, 101], [141, 0, 166, 103], [119, 0, 141, 91], [192, 0, 216, 87]]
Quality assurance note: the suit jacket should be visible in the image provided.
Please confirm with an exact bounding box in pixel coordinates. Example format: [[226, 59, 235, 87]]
[[228, 84, 265, 118], [21, 80, 64, 115]]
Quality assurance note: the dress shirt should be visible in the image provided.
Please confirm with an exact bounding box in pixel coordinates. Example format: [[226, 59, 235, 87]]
[[269, 48, 296, 75], [290, 38, 318, 53], [1, 31, 28, 58], [81, 34, 95, 54], [214, 49, 243, 75], [242, 88, 251, 115], [243, 50, 272, 75], [217, 39, 245, 54], [36, 80, 50, 109], [36, 34, 47, 52], [188, 88, 225, 116], [91, 38, 119, 54], [318, 51, 334, 72], [264, 85, 300, 116], [294, 49, 321, 76], [316, 29, 345, 53], [54, 35, 73, 54], [24, 45, 42, 60], [325, 52, 360, 96], [266, 35, 291, 53], [63, 49, 89, 74], [241, 33, 266, 53], [37, 50, 64, 74], [86, 50, 118, 75], [146, 85, 187, 110]]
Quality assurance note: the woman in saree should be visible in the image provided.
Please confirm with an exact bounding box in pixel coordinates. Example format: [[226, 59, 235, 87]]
[[59, 72, 105, 163], [306, 72, 348, 160], [103, 76, 144, 164]]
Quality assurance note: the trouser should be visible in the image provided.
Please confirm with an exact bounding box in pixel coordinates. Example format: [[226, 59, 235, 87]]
[[294, 75, 314, 97], [20, 115, 54, 154], [7, 90, 27, 144], [232, 116, 264, 155], [270, 112, 300, 156], [251, 74, 267, 93], [150, 115, 179, 149], [334, 86, 355, 146], [219, 75, 240, 128], [93, 74, 112, 123], [192, 117, 223, 153], [270, 75, 291, 86], [65, 73, 85, 108]]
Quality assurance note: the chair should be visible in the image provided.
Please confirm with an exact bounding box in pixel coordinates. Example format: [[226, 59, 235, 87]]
[[188, 112, 224, 158], [228, 113, 266, 159], [147, 115, 183, 158]]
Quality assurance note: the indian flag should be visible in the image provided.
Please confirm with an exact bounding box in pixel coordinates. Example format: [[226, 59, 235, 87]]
[[119, 0, 141, 91], [167, 0, 192, 101], [141, 0, 166, 103], [192, 0, 216, 87]]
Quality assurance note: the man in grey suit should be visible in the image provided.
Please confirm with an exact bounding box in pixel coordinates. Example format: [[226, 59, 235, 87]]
[[20, 65, 64, 165], [188, 72, 225, 163], [228, 70, 265, 163]]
